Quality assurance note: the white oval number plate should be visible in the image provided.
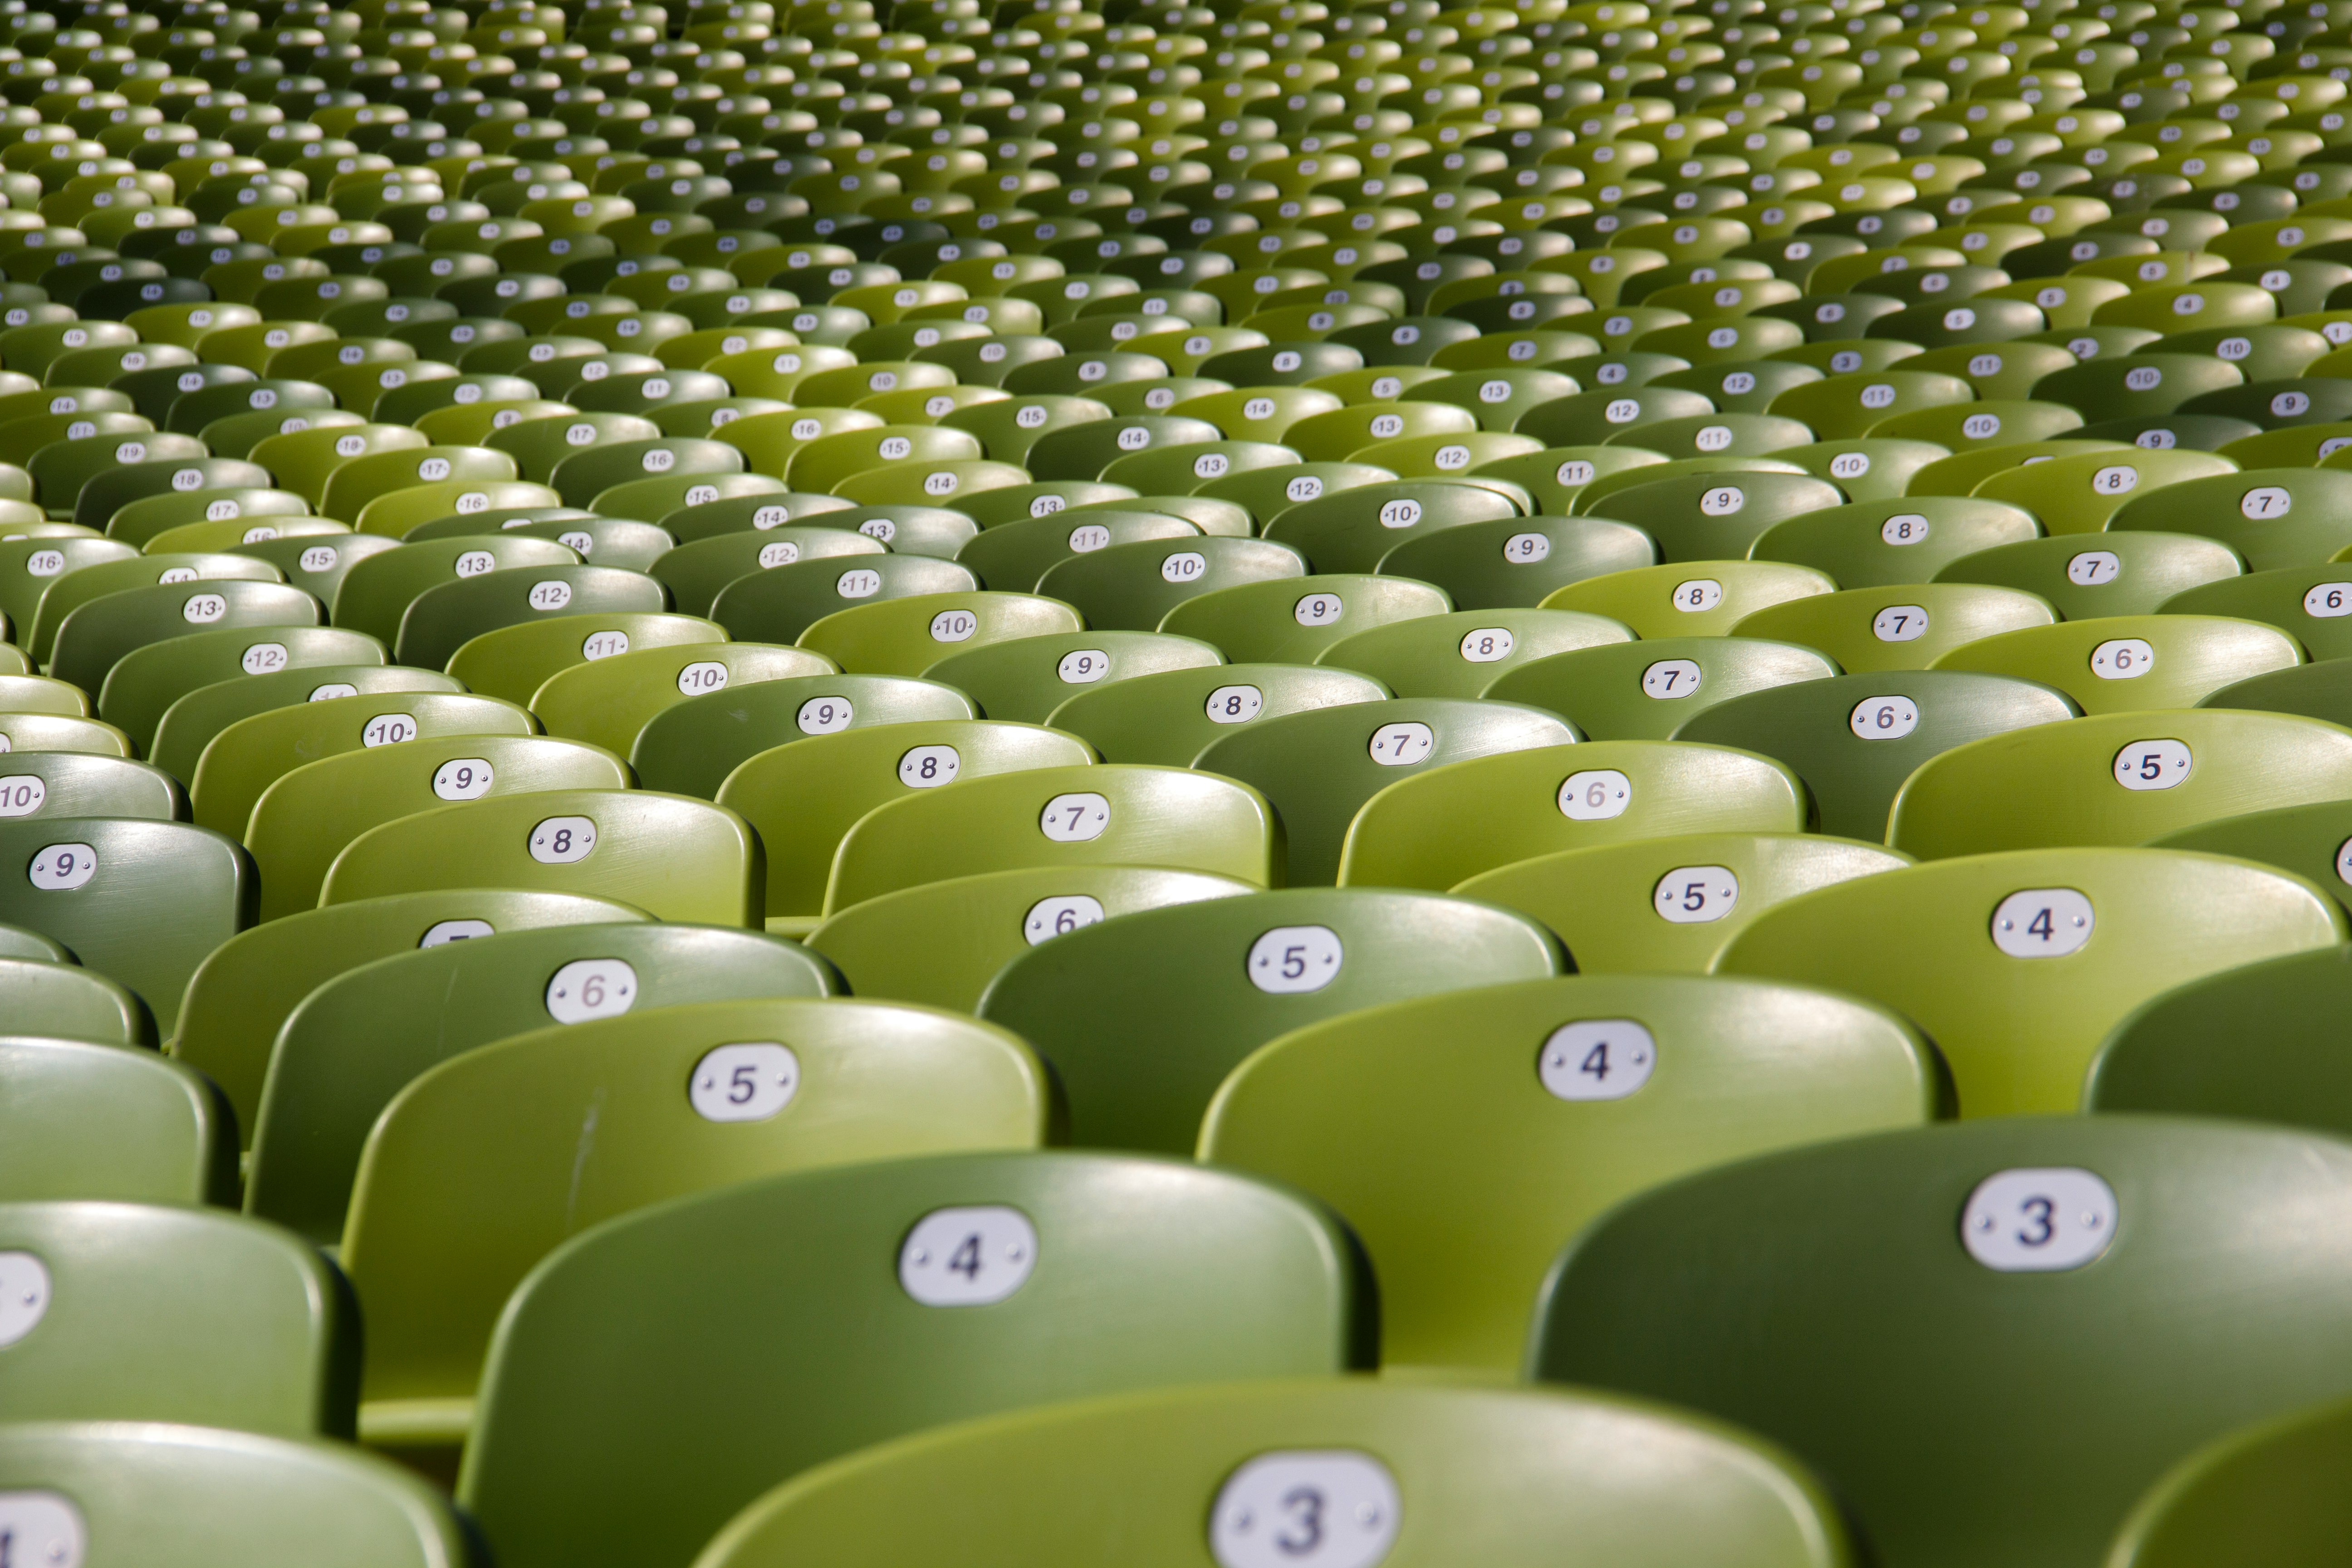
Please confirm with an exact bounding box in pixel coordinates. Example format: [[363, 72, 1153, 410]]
[[0, 1252, 49, 1346], [1850, 695, 1920, 739], [797, 696, 853, 735], [1654, 866, 1738, 923], [1961, 1167, 2117, 1272], [0, 776, 43, 818], [1539, 1020, 1656, 1101], [1671, 578, 1724, 612], [898, 745, 961, 788], [1991, 887, 2093, 957], [1367, 722, 1433, 766], [2113, 738, 2190, 791], [545, 958, 637, 1024], [529, 816, 596, 863], [1206, 685, 1263, 724], [1872, 604, 1930, 642], [1248, 925, 1343, 994], [1558, 769, 1631, 821], [27, 844, 93, 891], [0, 1492, 83, 1568], [899, 1205, 1037, 1306], [2090, 638, 2154, 679], [1459, 627, 1513, 663], [432, 758, 493, 800], [1641, 658, 1702, 699], [689, 1042, 799, 1122], [1024, 894, 1105, 945], [1210, 1450, 1400, 1568], [2307, 583, 2352, 619], [1039, 792, 1110, 841]]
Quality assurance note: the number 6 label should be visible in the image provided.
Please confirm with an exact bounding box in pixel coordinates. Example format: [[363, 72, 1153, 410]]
[[1961, 1167, 2117, 1272], [1210, 1450, 1400, 1568]]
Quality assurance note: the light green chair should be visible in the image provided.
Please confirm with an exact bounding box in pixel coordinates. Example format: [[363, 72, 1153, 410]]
[[717, 721, 1096, 931], [0, 753, 180, 822], [799, 591, 1086, 677], [980, 887, 1562, 1152], [1197, 699, 1578, 884], [825, 764, 1278, 915], [921, 630, 1221, 721], [1485, 637, 1840, 740], [1747, 495, 2043, 588], [456, 1152, 1373, 1568], [0, 1421, 480, 1567], [1455, 833, 1915, 973], [632, 674, 977, 799], [530, 642, 838, 758], [343, 998, 1049, 1456], [26, 554, 280, 669], [2107, 466, 2352, 570], [1314, 608, 1636, 698], [246, 924, 838, 1249], [1931, 529, 2245, 618], [149, 664, 456, 788], [0, 715, 133, 757], [320, 789, 762, 925], [698, 1380, 1856, 1568], [1202, 972, 1940, 1369], [392, 565, 670, 673], [1338, 740, 1811, 891], [1533, 1117, 2352, 1568], [1158, 573, 1453, 662], [1372, 512, 1659, 608], [1715, 848, 2345, 1115], [98, 622, 387, 756], [1886, 710, 2352, 858], [0, 1037, 231, 1203], [708, 554, 980, 644], [173, 890, 646, 1143], [0, 1201, 354, 1438], [2106, 1396, 2352, 1568], [1034, 535, 1309, 631], [804, 867, 1256, 1013], [327, 534, 578, 645], [444, 611, 725, 707], [1928, 614, 2303, 713], [188, 691, 536, 836], [0, 959, 149, 1046], [1731, 584, 2057, 672], [1044, 662, 1389, 765], [1972, 447, 2239, 535], [1539, 559, 1836, 637], [49, 579, 323, 701], [2149, 799, 2352, 913], [0, 819, 250, 1038], [245, 735, 631, 919], [1673, 671, 2082, 839], [2087, 946, 2352, 1137]]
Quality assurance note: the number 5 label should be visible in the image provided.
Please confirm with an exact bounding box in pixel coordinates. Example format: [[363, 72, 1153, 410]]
[[688, 1042, 799, 1122], [1210, 1450, 1400, 1568], [1961, 1167, 2117, 1272]]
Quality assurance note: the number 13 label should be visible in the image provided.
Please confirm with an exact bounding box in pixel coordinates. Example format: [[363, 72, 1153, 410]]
[[1961, 1167, 2117, 1272], [1210, 1450, 1400, 1568]]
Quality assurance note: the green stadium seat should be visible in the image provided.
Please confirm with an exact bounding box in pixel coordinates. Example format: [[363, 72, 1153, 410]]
[[1932, 529, 2246, 617], [1928, 613, 2303, 712], [0, 1037, 231, 1205], [188, 690, 535, 837], [1484, 635, 1839, 740]]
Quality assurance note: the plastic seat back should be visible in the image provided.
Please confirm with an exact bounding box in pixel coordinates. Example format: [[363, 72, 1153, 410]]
[[1732, 583, 2057, 672], [632, 674, 978, 799], [391, 564, 668, 671], [1674, 671, 2082, 839], [1044, 661, 1389, 765], [456, 1151, 1372, 1568], [0, 1200, 354, 1438], [0, 819, 250, 1037], [318, 782, 760, 919], [1199, 699, 1578, 884], [1455, 833, 1914, 974], [826, 763, 1278, 914], [1973, 447, 2238, 534], [1716, 847, 2342, 1115], [1373, 512, 1658, 608], [1159, 573, 1451, 662], [799, 590, 1085, 677], [0, 1037, 230, 1205], [1035, 534, 1308, 630], [982, 887, 1560, 1152], [921, 630, 1222, 721], [1485, 635, 1839, 740], [248, 923, 837, 1248], [1203, 972, 1940, 1369], [1533, 1117, 2352, 1568], [1539, 559, 1836, 637], [0, 753, 179, 823], [328, 534, 578, 644], [0, 958, 148, 1047], [2107, 466, 2352, 569], [2105, 1395, 2352, 1568], [699, 1381, 1854, 1568], [102, 622, 389, 758], [529, 643, 837, 757], [1315, 608, 1635, 698], [175, 890, 646, 1141], [1931, 529, 2244, 617], [1928, 613, 2302, 712], [189, 691, 535, 836], [1749, 495, 2041, 588], [708, 553, 980, 643], [49, 578, 323, 699], [444, 611, 725, 707], [343, 998, 1049, 1452]]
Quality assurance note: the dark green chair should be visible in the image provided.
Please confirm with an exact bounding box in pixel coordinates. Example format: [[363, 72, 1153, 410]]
[[392, 564, 669, 671], [709, 553, 979, 643], [921, 631, 1221, 722], [2199, 657, 2352, 728], [2105, 1395, 2352, 1568], [1035, 534, 1308, 630], [954, 508, 1200, 593], [980, 887, 1561, 1152], [49, 580, 322, 702], [2160, 564, 2352, 660], [150, 665, 463, 787], [1931, 529, 2245, 618], [456, 1152, 1374, 1568], [245, 923, 838, 1248], [0, 753, 180, 822], [0, 819, 251, 1038], [2107, 466, 2352, 571], [1485, 636, 1839, 740], [1202, 972, 1940, 1370], [700, 1381, 1856, 1568], [0, 1201, 355, 1438], [1750, 495, 2042, 588], [0, 958, 149, 1046], [174, 890, 647, 1142], [327, 534, 578, 645], [0, 1037, 232, 1204], [1261, 479, 1521, 573], [1196, 699, 1578, 884], [0, 1421, 480, 1567], [1533, 1116, 2352, 1568], [1373, 511, 1658, 608], [629, 674, 977, 798], [1674, 671, 2082, 839], [1592, 470, 1845, 562], [188, 691, 536, 837], [647, 528, 884, 619], [101, 623, 390, 760], [2149, 799, 2352, 913], [1315, 608, 1636, 698], [1043, 661, 1389, 765]]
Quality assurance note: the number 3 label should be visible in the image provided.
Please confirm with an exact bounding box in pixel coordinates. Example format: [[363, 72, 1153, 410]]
[[1210, 1450, 1400, 1568], [1961, 1167, 2117, 1272]]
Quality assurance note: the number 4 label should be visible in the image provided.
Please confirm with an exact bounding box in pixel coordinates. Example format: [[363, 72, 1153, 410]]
[[899, 1205, 1037, 1306], [1539, 1019, 1656, 1101]]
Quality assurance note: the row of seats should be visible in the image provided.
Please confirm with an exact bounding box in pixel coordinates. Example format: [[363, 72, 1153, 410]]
[[12, 0, 2352, 1557]]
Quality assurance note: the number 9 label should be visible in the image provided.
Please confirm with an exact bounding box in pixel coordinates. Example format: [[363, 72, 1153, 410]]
[[1210, 1450, 1400, 1568], [1961, 1167, 2117, 1272], [28, 843, 93, 890], [688, 1041, 799, 1122]]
